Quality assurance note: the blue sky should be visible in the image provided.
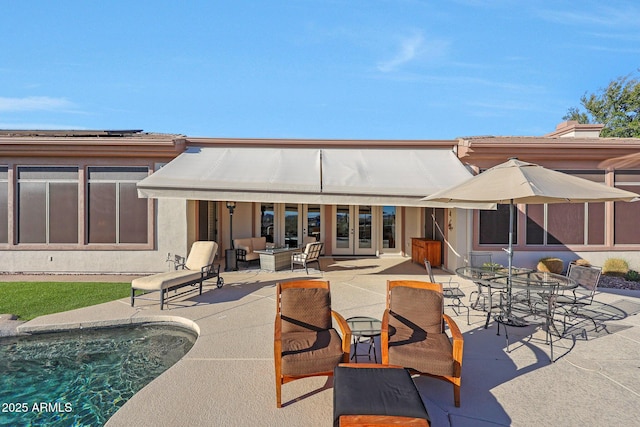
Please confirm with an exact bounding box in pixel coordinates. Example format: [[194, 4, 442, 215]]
[[2, 1, 639, 139]]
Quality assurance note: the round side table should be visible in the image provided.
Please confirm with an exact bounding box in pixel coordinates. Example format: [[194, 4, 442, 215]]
[[346, 316, 382, 363]]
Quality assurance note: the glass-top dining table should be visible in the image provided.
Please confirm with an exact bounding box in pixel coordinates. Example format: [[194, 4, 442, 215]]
[[455, 266, 578, 328]]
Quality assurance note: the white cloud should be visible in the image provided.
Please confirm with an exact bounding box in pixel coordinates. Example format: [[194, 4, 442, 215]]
[[377, 32, 426, 73], [0, 96, 76, 112], [537, 5, 640, 28]]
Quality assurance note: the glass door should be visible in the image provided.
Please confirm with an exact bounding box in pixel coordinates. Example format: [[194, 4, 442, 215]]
[[355, 205, 376, 255], [332, 205, 377, 255], [333, 205, 353, 255], [303, 204, 322, 244], [284, 203, 300, 248]]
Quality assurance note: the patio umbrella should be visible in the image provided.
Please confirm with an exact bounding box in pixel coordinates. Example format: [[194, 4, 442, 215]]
[[422, 158, 639, 324]]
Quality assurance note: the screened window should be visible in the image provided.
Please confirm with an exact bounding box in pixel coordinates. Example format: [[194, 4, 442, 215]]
[[88, 167, 149, 244], [479, 204, 515, 245], [525, 170, 605, 246], [0, 167, 8, 243], [614, 171, 640, 244], [17, 166, 79, 244]]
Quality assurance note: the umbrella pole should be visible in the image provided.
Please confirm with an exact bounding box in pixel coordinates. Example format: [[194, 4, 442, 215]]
[[496, 199, 527, 328], [507, 199, 514, 317]]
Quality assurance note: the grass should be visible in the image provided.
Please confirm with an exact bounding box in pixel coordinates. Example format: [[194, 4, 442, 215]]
[[0, 282, 130, 321]]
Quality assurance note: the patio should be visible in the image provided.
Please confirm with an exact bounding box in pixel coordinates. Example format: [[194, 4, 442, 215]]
[[16, 257, 640, 426]]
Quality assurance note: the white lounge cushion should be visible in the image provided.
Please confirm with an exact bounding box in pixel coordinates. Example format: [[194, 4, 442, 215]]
[[185, 241, 217, 270], [132, 241, 218, 292], [132, 270, 202, 291]]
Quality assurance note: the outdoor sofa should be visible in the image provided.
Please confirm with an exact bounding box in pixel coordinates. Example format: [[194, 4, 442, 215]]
[[234, 236, 268, 267], [131, 241, 223, 310]]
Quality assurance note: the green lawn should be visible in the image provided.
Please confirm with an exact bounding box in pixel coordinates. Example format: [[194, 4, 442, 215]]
[[0, 282, 130, 321]]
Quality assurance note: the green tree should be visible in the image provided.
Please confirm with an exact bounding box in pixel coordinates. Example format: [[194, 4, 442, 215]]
[[563, 73, 640, 137]]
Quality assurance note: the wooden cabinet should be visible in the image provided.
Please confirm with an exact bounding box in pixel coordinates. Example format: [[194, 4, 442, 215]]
[[411, 238, 442, 267]]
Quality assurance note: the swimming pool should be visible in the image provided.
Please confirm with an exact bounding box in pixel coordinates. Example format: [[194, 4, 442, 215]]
[[0, 323, 197, 427]]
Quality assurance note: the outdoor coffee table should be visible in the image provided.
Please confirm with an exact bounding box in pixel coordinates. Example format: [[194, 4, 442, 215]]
[[346, 316, 381, 363], [254, 247, 298, 271], [333, 363, 431, 427]]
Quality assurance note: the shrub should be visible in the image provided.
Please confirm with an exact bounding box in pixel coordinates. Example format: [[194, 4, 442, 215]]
[[482, 262, 503, 271], [573, 259, 592, 267], [625, 269, 640, 282], [537, 257, 564, 274], [602, 258, 629, 277]]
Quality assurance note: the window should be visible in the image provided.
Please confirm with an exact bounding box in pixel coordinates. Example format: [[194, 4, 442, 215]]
[[479, 204, 515, 245], [88, 167, 149, 244], [614, 171, 640, 244], [525, 170, 605, 246], [17, 167, 79, 244], [0, 167, 7, 243]]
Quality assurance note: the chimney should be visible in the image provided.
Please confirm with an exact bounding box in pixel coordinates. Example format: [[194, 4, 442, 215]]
[[545, 121, 604, 138]]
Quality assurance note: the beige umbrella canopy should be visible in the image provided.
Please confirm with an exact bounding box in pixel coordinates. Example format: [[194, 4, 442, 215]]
[[422, 158, 639, 205], [422, 158, 639, 324]]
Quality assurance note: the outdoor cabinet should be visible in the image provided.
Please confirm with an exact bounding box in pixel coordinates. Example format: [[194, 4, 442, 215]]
[[411, 238, 442, 267]]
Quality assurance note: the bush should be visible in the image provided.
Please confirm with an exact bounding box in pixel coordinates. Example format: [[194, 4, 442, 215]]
[[482, 262, 503, 271], [537, 257, 564, 274], [573, 259, 592, 267], [602, 258, 629, 277], [625, 269, 640, 282]]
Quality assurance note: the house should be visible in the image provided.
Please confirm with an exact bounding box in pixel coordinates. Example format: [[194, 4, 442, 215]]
[[1, 122, 639, 274]]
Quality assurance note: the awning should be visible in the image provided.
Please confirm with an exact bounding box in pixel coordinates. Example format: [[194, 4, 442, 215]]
[[137, 146, 486, 207]]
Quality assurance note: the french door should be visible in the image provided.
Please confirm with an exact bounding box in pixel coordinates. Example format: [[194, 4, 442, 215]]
[[332, 205, 377, 255]]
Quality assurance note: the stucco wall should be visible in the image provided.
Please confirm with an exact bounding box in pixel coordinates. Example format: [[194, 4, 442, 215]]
[[2, 198, 189, 275]]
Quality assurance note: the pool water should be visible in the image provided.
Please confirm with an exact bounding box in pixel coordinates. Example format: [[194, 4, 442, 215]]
[[0, 324, 196, 427]]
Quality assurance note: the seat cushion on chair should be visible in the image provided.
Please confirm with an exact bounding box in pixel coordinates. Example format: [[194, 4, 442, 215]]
[[390, 286, 443, 334], [245, 252, 260, 261], [291, 253, 307, 263], [281, 329, 344, 376], [131, 270, 202, 291], [388, 324, 455, 377], [281, 287, 332, 333]]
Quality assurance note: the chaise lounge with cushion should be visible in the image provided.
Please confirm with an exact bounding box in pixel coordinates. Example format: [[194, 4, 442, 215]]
[[131, 241, 223, 310]]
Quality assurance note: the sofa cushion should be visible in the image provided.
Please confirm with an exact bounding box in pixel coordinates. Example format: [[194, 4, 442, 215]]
[[251, 236, 267, 251], [245, 252, 260, 261], [234, 238, 253, 252]]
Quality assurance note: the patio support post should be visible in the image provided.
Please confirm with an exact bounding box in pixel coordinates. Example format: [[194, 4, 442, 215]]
[[225, 201, 237, 271]]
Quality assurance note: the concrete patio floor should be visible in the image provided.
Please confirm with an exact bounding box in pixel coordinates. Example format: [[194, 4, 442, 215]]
[[13, 257, 640, 426]]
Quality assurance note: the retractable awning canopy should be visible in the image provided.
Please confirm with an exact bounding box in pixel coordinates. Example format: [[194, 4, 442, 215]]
[[137, 146, 487, 207]]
